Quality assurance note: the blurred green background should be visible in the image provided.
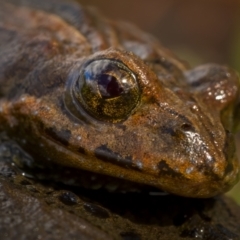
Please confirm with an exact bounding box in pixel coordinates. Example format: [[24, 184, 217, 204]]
[[80, 0, 240, 203]]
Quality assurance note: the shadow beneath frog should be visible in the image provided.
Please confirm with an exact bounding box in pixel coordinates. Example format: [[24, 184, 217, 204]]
[[0, 137, 240, 239], [61, 185, 238, 239]]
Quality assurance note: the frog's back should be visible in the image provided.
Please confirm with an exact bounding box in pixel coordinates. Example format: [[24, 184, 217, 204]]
[[0, 0, 188, 97]]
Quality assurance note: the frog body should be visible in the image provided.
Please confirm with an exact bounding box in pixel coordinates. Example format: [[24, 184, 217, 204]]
[[0, 0, 239, 198]]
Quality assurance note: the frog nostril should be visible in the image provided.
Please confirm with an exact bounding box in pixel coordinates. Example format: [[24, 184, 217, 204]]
[[180, 123, 194, 132]]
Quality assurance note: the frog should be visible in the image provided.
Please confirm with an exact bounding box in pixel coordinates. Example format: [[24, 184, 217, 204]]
[[0, 0, 239, 198]]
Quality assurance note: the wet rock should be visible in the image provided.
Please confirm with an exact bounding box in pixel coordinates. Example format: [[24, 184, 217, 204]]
[[58, 191, 79, 206]]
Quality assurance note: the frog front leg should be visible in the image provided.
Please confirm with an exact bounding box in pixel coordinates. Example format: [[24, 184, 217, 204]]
[[184, 64, 240, 132]]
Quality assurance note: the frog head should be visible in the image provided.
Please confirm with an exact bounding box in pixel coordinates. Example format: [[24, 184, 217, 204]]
[[14, 48, 236, 198]]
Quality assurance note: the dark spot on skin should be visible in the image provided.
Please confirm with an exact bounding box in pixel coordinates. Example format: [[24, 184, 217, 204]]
[[144, 96, 157, 105], [95, 145, 141, 171], [157, 103, 195, 131], [158, 160, 184, 178], [83, 203, 110, 219], [115, 124, 127, 131], [193, 157, 221, 181], [147, 57, 177, 73], [159, 126, 176, 137], [158, 103, 192, 125], [45, 127, 71, 146], [59, 191, 78, 206], [120, 231, 141, 240], [78, 147, 85, 154], [224, 162, 234, 176]]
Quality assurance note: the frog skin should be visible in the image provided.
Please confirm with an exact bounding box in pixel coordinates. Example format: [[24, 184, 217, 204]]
[[0, 0, 239, 198]]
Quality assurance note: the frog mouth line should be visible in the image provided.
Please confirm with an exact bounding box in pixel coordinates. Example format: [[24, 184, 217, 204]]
[[94, 145, 144, 171], [41, 125, 189, 181], [41, 126, 143, 171], [21, 130, 165, 193]]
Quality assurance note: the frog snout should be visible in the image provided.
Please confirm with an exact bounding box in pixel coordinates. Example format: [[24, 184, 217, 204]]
[[175, 121, 237, 181]]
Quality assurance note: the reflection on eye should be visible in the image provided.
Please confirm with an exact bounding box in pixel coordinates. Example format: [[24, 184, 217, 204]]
[[97, 73, 123, 98], [72, 59, 140, 122]]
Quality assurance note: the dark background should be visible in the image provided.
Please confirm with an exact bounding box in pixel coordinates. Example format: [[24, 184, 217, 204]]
[[80, 0, 240, 70]]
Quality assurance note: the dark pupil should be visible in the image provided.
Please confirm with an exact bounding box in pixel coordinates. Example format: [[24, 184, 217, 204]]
[[98, 73, 123, 98]]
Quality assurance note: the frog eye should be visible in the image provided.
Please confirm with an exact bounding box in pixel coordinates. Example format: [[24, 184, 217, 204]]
[[73, 59, 140, 122]]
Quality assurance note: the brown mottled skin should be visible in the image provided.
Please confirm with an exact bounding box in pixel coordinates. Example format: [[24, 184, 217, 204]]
[[0, 0, 240, 198]]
